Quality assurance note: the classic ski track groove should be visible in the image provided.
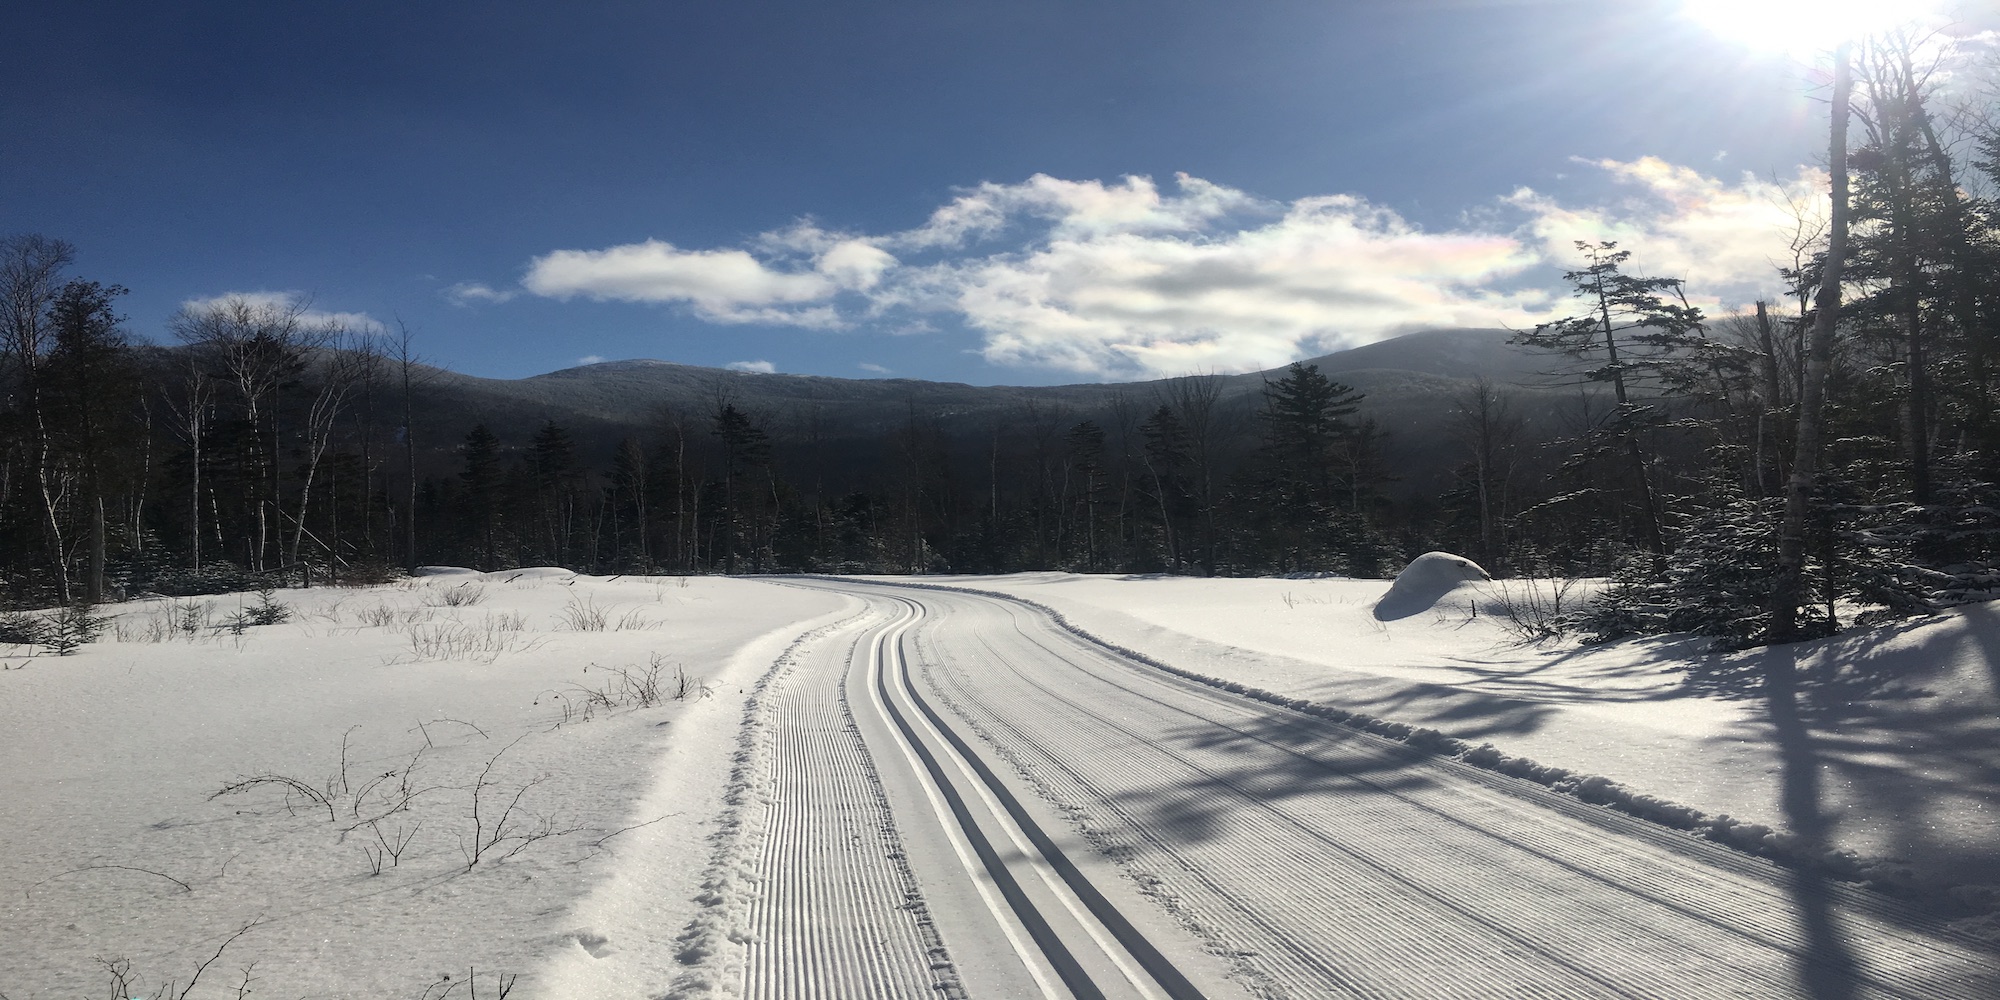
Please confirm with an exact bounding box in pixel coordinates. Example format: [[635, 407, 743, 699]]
[[937, 620, 1776, 998], [742, 602, 961, 1000], [908, 614, 1369, 1000], [969, 600, 1994, 998], [873, 595, 1212, 1000], [797, 579, 1998, 1000]]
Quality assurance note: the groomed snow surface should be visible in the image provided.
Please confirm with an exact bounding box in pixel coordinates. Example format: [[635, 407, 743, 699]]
[[915, 567, 2000, 925], [4, 563, 1997, 997]]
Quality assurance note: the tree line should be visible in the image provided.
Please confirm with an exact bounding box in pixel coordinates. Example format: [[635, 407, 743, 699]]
[[0, 272, 1411, 600], [3, 31, 1995, 647]]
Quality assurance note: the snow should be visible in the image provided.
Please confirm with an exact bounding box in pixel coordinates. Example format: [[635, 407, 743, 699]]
[[1373, 551, 1490, 621], [0, 573, 848, 999], [7, 564, 1995, 996], [908, 571, 2000, 912]]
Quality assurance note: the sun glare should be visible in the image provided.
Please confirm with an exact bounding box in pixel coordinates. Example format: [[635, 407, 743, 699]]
[[1681, 0, 1933, 57]]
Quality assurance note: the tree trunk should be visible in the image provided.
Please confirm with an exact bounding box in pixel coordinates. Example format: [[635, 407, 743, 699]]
[[32, 408, 73, 604], [190, 411, 203, 571], [398, 331, 419, 574], [1901, 274, 1931, 504], [1770, 43, 1852, 645], [1595, 281, 1665, 555], [87, 495, 105, 604], [1754, 301, 1785, 496]]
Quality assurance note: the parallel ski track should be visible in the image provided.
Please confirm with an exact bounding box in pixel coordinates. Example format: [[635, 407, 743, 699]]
[[873, 594, 1214, 1000], [891, 585, 1998, 1000], [743, 604, 960, 1000]]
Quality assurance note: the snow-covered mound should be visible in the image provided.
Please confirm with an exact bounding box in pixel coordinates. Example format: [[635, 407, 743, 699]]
[[415, 566, 581, 582], [1373, 551, 1490, 621], [413, 565, 482, 577], [485, 566, 579, 582]]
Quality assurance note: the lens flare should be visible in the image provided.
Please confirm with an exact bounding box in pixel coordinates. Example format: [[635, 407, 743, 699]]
[[1681, 0, 1934, 57]]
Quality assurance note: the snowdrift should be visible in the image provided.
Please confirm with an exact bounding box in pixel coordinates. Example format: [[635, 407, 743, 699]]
[[1373, 551, 1490, 621]]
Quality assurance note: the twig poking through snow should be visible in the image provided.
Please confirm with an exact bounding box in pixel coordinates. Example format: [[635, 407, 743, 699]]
[[29, 864, 193, 898]]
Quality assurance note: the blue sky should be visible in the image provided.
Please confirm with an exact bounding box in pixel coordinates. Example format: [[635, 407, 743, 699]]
[[4, 1, 1887, 383]]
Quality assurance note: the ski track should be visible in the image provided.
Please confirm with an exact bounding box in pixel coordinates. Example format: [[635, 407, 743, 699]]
[[766, 579, 2000, 1000], [742, 603, 961, 1000]]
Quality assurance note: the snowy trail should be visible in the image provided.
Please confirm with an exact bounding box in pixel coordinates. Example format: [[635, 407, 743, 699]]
[[743, 591, 1221, 999], [740, 599, 957, 999], [763, 579, 1999, 1000]]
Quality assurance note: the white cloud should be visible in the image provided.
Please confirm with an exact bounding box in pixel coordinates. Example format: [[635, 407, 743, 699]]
[[578, 355, 606, 365], [816, 239, 898, 291], [1507, 157, 1826, 311], [727, 359, 777, 373], [445, 281, 517, 306], [857, 362, 891, 374], [510, 161, 1834, 378], [179, 291, 385, 334], [890, 172, 1262, 251], [934, 189, 1550, 376], [523, 239, 842, 326]]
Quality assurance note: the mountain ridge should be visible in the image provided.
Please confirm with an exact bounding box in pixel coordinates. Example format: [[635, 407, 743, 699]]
[[394, 326, 1575, 496]]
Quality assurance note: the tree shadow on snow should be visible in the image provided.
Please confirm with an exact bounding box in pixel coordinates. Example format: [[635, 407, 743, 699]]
[[1286, 672, 1579, 745], [1099, 707, 1437, 847], [1708, 619, 2000, 995], [1677, 616, 1945, 706], [1334, 681, 1561, 741], [1071, 604, 1998, 999], [1759, 644, 1867, 1000], [1713, 615, 2000, 883]]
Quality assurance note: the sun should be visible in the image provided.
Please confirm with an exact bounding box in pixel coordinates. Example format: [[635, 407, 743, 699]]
[[1680, 0, 1932, 58]]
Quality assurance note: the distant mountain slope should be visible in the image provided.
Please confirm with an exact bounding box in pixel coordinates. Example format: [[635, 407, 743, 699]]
[[398, 327, 1577, 494], [1300, 327, 1550, 382], [425, 327, 1558, 426]]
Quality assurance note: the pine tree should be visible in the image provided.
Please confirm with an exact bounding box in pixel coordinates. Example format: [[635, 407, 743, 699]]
[[44, 279, 141, 603], [458, 424, 502, 570], [1512, 242, 1707, 555], [1066, 420, 1107, 570], [711, 403, 770, 573], [1248, 362, 1367, 572], [528, 420, 581, 566], [1139, 405, 1193, 571]]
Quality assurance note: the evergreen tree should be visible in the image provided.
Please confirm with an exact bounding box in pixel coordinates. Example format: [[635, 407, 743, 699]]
[[604, 437, 648, 571], [458, 424, 502, 569], [1065, 420, 1107, 570], [1513, 242, 1707, 555], [44, 279, 142, 603], [1139, 405, 1193, 571], [528, 420, 581, 566], [1251, 362, 1366, 572], [711, 403, 770, 573]]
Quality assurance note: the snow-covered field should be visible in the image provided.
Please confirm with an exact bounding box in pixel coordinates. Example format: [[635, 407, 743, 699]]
[[5, 565, 1996, 998], [0, 571, 851, 999]]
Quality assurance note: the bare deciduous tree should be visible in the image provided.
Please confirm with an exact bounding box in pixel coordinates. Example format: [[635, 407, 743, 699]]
[[1, 234, 80, 602], [170, 293, 337, 572]]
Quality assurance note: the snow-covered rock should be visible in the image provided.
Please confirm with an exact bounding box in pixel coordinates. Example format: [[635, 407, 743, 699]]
[[1373, 551, 1490, 621]]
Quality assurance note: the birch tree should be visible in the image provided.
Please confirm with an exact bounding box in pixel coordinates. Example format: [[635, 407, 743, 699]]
[[1769, 43, 1854, 644]]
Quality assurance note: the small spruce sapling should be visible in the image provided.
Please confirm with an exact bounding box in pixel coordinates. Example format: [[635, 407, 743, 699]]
[[45, 604, 109, 654]]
